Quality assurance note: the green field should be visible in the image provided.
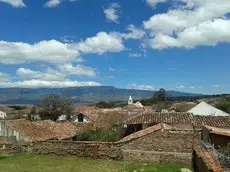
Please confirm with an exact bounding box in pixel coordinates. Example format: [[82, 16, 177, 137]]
[[0, 153, 189, 172]]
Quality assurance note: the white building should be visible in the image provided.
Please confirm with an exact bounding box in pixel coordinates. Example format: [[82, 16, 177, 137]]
[[0, 110, 7, 119], [188, 101, 230, 116], [128, 95, 133, 105]]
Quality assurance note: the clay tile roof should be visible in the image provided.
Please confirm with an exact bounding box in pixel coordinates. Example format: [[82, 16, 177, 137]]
[[194, 116, 230, 128], [194, 146, 222, 171], [118, 123, 176, 143], [204, 125, 230, 137], [5, 119, 77, 141], [123, 112, 193, 125]]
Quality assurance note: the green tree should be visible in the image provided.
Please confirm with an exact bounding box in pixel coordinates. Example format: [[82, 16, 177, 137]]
[[153, 88, 167, 102], [96, 101, 114, 108], [153, 88, 168, 112], [38, 94, 74, 121], [215, 101, 230, 113]]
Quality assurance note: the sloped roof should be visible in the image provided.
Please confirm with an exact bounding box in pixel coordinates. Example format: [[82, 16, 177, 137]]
[[204, 125, 230, 137], [123, 112, 193, 125], [5, 119, 77, 141], [119, 123, 176, 143], [194, 116, 230, 128], [188, 101, 229, 116]]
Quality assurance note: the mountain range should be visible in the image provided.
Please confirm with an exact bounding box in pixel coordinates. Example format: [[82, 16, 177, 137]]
[[0, 86, 201, 104]]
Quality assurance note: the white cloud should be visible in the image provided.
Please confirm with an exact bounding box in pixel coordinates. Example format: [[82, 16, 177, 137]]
[[120, 25, 146, 40], [129, 53, 142, 58], [0, 72, 10, 82], [44, 0, 77, 8], [176, 85, 185, 89], [109, 67, 115, 72], [150, 19, 230, 49], [146, 0, 167, 7], [0, 40, 80, 64], [129, 84, 154, 91], [0, 80, 101, 88], [44, 0, 61, 8], [59, 64, 96, 76], [143, 0, 230, 49], [0, 0, 25, 7], [16, 68, 66, 81], [75, 32, 125, 54], [104, 2, 121, 23]]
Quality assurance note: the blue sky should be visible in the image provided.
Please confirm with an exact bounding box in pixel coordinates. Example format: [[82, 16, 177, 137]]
[[0, 0, 230, 94]]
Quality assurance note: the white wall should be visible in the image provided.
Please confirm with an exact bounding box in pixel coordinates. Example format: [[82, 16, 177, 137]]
[[0, 111, 6, 119]]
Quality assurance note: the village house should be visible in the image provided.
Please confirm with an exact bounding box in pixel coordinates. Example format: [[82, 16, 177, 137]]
[[188, 101, 230, 116], [122, 112, 230, 136], [0, 119, 77, 142]]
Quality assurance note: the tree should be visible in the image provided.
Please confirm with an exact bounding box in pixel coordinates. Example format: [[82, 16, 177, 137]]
[[153, 88, 168, 112], [38, 94, 74, 121], [215, 101, 230, 114], [96, 101, 113, 108], [153, 88, 167, 102]]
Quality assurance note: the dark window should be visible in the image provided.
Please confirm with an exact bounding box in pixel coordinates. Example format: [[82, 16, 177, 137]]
[[78, 114, 84, 122]]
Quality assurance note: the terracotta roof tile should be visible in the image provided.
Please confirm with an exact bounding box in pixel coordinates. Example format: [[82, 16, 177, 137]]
[[5, 119, 77, 141], [118, 123, 176, 143], [123, 112, 230, 129]]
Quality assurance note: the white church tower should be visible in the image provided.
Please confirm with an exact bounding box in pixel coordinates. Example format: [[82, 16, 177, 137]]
[[128, 95, 133, 105]]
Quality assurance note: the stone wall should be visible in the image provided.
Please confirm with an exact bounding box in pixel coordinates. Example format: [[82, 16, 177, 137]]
[[122, 149, 191, 165], [0, 136, 21, 156], [121, 129, 200, 153], [31, 141, 122, 160]]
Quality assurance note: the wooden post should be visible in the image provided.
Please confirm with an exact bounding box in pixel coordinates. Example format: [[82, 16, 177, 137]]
[[93, 145, 99, 159]]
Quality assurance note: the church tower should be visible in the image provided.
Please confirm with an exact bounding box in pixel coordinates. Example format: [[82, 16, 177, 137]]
[[128, 95, 133, 105]]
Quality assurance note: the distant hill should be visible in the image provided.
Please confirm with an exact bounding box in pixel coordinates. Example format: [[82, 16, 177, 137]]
[[0, 86, 201, 104]]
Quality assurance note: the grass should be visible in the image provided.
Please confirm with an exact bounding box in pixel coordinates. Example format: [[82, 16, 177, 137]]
[[0, 153, 189, 172]]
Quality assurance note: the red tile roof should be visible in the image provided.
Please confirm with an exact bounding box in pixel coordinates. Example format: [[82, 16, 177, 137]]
[[118, 123, 175, 143], [123, 112, 230, 129], [123, 112, 194, 125], [5, 119, 77, 141]]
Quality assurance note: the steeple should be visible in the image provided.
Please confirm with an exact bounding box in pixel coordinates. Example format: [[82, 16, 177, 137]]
[[128, 95, 133, 105]]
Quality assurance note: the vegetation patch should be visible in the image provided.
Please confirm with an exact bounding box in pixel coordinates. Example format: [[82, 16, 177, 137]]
[[0, 153, 190, 172]]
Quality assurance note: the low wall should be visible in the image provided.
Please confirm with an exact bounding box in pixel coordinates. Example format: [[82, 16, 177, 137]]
[[122, 149, 191, 165], [0, 136, 21, 156], [121, 129, 200, 153], [32, 141, 122, 160]]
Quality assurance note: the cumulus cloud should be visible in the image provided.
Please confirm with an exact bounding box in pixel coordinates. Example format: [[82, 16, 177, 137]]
[[129, 84, 154, 91], [59, 64, 96, 76], [44, 0, 61, 8], [120, 25, 146, 40], [75, 32, 125, 54], [150, 19, 230, 49], [143, 0, 230, 49], [44, 0, 77, 8], [146, 0, 167, 7], [104, 2, 121, 23], [0, 40, 80, 64], [0, 0, 25, 7], [16, 68, 66, 81], [176, 85, 185, 89], [0, 80, 101, 88]]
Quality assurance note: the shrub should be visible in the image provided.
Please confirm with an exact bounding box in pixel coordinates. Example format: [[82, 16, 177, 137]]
[[75, 128, 119, 142]]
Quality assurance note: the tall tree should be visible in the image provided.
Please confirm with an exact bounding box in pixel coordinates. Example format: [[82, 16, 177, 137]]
[[153, 88, 167, 102], [38, 94, 74, 121]]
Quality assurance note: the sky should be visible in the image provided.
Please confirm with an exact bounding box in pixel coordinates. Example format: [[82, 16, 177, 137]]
[[0, 0, 230, 94]]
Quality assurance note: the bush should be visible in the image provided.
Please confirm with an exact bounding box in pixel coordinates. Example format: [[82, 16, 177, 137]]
[[74, 128, 119, 142]]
